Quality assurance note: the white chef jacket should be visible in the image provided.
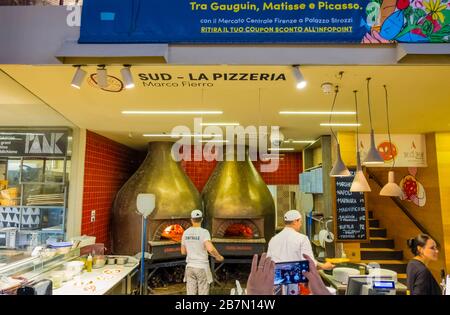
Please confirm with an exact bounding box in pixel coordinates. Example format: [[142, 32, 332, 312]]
[[267, 227, 317, 265]]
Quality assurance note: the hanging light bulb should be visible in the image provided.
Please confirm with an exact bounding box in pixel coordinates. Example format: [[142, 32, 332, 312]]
[[329, 85, 350, 177], [292, 65, 307, 89], [350, 90, 371, 192], [363, 78, 384, 165], [380, 85, 402, 197], [121, 65, 135, 89], [70, 65, 86, 89], [97, 65, 108, 88]]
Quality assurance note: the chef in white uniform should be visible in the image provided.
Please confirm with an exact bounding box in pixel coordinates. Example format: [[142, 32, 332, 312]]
[[267, 210, 334, 271], [181, 209, 224, 295]]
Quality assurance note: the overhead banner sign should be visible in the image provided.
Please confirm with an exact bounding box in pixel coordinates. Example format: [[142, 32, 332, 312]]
[[358, 134, 427, 167], [0, 131, 69, 157], [78, 0, 450, 43]]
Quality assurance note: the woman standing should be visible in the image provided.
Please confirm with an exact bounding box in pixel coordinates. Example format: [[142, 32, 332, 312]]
[[406, 234, 442, 295]]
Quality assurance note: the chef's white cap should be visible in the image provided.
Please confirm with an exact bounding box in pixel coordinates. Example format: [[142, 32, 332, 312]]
[[284, 210, 302, 221], [191, 209, 203, 218]]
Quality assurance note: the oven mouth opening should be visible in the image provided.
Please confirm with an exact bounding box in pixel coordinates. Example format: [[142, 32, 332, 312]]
[[223, 223, 255, 239], [160, 224, 185, 242]]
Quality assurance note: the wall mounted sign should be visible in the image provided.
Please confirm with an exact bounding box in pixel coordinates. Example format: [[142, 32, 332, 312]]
[[358, 134, 427, 167], [78, 0, 450, 43], [333, 168, 369, 242], [399, 167, 426, 206], [0, 130, 69, 157]]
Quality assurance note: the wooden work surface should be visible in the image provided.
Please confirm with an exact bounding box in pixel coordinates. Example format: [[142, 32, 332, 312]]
[[319, 270, 407, 295]]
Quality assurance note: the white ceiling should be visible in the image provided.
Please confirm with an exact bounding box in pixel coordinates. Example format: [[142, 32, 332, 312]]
[[1, 64, 450, 151]]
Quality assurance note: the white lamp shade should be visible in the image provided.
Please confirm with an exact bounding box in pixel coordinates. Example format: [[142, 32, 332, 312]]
[[330, 143, 351, 177], [350, 170, 371, 192], [136, 193, 156, 218], [363, 129, 384, 165], [350, 152, 371, 192], [71, 67, 86, 89], [121, 67, 135, 89], [292, 66, 307, 89], [380, 171, 402, 197]]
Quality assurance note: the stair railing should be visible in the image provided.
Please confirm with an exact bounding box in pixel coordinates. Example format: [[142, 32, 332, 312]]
[[367, 169, 440, 248]]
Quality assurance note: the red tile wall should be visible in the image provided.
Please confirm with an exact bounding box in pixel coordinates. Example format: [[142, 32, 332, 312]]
[[82, 140, 302, 249], [180, 147, 302, 191], [253, 153, 303, 185], [81, 131, 142, 250]]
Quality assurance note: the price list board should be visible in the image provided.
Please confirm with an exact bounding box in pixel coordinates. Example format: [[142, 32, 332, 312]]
[[332, 169, 369, 242]]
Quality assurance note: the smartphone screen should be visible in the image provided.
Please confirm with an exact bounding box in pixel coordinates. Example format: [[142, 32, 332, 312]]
[[274, 260, 309, 285]]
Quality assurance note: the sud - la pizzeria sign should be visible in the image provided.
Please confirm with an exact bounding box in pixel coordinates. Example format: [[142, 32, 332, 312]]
[[88, 72, 287, 91], [138, 72, 286, 88]]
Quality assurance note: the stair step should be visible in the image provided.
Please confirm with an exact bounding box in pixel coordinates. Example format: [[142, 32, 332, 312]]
[[361, 238, 395, 249], [360, 260, 408, 274], [369, 227, 387, 238], [361, 248, 403, 260], [368, 211, 373, 219]]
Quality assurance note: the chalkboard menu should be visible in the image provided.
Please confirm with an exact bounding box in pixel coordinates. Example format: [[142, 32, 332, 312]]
[[333, 169, 369, 242]]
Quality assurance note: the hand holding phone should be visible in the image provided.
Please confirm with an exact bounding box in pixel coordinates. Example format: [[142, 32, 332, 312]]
[[274, 260, 309, 285]]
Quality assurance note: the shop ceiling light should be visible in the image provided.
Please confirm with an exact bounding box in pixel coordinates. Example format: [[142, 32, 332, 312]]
[[380, 85, 402, 197], [292, 65, 307, 89], [122, 110, 223, 115], [143, 133, 222, 138], [279, 111, 356, 115], [284, 140, 315, 144], [121, 65, 135, 89], [328, 85, 351, 177], [320, 123, 361, 127], [268, 148, 295, 151], [200, 122, 240, 126], [363, 78, 384, 165], [198, 139, 229, 143], [350, 90, 371, 192], [70, 65, 86, 89], [97, 65, 108, 88]]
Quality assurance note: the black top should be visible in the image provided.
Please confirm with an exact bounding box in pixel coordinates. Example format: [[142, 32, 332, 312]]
[[406, 259, 442, 295]]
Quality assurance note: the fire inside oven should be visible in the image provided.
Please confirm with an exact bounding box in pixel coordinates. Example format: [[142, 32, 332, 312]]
[[160, 224, 185, 242], [215, 219, 261, 239], [224, 223, 254, 238]]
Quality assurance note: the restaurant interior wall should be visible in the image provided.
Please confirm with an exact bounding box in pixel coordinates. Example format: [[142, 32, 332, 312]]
[[435, 132, 450, 273], [81, 134, 302, 250], [338, 131, 447, 280], [81, 131, 142, 249]]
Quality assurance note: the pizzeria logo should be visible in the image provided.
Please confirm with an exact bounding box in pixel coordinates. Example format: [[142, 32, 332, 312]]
[[88, 74, 124, 92]]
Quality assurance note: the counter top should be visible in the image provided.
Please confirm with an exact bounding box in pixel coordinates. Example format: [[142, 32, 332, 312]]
[[319, 270, 407, 295], [52, 258, 139, 295]]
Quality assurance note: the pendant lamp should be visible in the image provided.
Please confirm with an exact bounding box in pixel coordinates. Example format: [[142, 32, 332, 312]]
[[329, 85, 351, 177], [363, 78, 384, 165], [350, 90, 371, 192], [380, 85, 402, 197]]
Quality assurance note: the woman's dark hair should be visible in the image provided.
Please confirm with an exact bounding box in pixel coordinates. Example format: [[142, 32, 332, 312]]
[[407, 234, 432, 256]]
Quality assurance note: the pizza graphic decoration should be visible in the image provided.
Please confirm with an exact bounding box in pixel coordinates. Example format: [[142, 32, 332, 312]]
[[399, 167, 426, 207]]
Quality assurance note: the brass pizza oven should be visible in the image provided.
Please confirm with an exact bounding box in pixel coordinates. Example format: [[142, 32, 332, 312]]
[[112, 142, 201, 257], [202, 146, 275, 255]]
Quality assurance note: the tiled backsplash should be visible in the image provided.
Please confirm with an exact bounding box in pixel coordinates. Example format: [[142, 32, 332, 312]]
[[81, 131, 142, 250]]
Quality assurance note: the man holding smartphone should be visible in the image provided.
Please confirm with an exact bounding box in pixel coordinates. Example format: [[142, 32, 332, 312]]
[[267, 210, 334, 271]]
